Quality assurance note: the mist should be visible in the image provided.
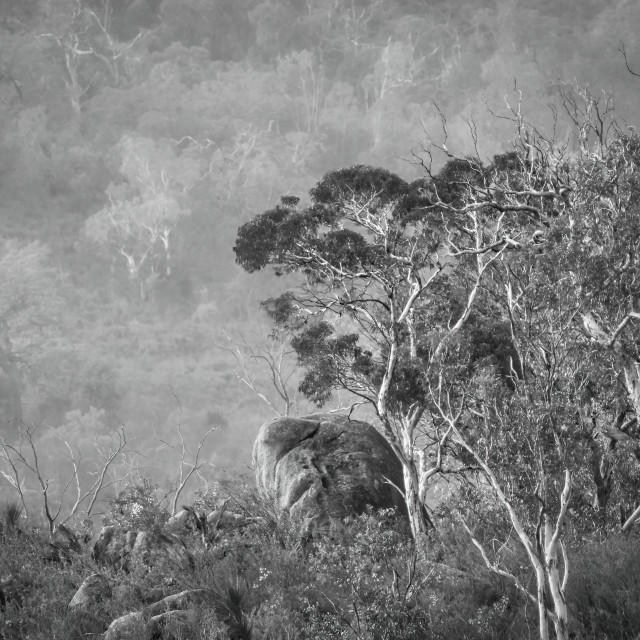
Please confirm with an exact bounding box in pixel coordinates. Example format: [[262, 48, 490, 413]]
[[1, 0, 640, 511]]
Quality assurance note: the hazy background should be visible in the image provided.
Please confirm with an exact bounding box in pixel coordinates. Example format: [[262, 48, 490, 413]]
[[1, 0, 640, 504]]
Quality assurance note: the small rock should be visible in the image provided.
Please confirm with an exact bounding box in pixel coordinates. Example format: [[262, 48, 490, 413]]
[[104, 611, 145, 640], [148, 609, 197, 640], [166, 510, 190, 527], [213, 511, 250, 530], [131, 530, 150, 565], [68, 573, 112, 611], [144, 589, 209, 617]]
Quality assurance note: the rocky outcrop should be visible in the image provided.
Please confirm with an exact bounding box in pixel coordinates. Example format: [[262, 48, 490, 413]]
[[253, 414, 405, 525]]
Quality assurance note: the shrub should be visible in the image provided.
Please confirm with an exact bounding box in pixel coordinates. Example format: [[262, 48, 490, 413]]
[[569, 533, 640, 639], [103, 478, 169, 530], [0, 514, 112, 639]]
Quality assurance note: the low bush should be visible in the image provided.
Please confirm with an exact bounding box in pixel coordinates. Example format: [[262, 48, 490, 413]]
[[1, 481, 638, 639]]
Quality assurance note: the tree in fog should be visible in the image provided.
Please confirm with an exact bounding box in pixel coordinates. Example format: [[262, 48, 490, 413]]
[[85, 135, 199, 300]]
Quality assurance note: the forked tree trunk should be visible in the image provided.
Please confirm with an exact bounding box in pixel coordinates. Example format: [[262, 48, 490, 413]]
[[534, 565, 550, 640], [451, 424, 571, 640], [545, 522, 569, 640], [402, 463, 432, 541], [383, 431, 433, 541]]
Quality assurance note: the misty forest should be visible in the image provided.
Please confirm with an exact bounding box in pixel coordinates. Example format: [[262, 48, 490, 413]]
[[3, 0, 640, 638]]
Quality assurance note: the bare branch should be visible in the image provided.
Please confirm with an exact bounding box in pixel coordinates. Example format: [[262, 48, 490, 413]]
[[460, 517, 539, 608], [59, 428, 130, 523], [621, 503, 640, 532], [619, 42, 640, 78], [166, 390, 217, 515]]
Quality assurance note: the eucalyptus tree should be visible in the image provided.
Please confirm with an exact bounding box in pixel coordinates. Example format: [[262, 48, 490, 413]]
[[234, 153, 559, 539], [85, 135, 199, 300], [559, 99, 640, 532], [428, 90, 640, 640]]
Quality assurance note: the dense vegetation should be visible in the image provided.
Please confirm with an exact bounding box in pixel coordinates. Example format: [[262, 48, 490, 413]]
[[1, 484, 640, 640], [2, 0, 640, 637]]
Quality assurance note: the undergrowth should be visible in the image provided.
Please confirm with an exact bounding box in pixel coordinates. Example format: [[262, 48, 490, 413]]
[[0, 485, 638, 639]]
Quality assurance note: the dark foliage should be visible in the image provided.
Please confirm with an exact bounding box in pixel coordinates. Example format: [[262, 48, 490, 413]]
[[309, 165, 409, 208], [433, 157, 485, 207]]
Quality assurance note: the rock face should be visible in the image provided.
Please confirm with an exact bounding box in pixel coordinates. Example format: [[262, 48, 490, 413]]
[[253, 414, 406, 524]]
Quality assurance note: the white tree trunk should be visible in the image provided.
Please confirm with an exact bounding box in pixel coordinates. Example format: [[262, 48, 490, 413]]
[[534, 565, 551, 640], [545, 524, 569, 640], [449, 423, 571, 640], [402, 461, 431, 540]]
